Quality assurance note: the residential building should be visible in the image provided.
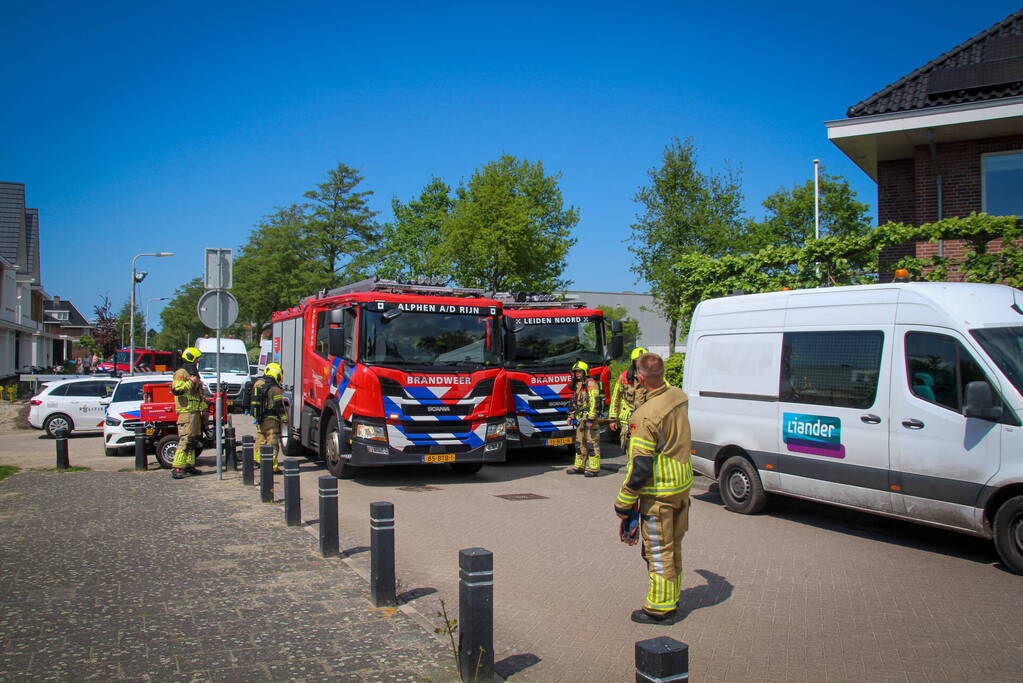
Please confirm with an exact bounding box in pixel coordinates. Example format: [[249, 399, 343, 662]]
[[826, 8, 1023, 279], [43, 296, 93, 364], [0, 182, 48, 376]]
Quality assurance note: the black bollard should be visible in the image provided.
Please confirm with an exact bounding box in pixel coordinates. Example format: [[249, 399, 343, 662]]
[[133, 425, 147, 471], [54, 427, 70, 469], [370, 501, 396, 607], [636, 637, 689, 683], [283, 458, 301, 526], [458, 547, 494, 682], [318, 476, 339, 558], [259, 445, 274, 503], [224, 426, 236, 470], [241, 436, 254, 486]]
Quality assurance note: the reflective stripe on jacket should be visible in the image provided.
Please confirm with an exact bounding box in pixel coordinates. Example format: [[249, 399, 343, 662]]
[[171, 368, 205, 413]]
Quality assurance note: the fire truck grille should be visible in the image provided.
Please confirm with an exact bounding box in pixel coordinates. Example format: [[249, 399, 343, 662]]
[[401, 404, 474, 417], [403, 444, 472, 455], [400, 420, 472, 434]]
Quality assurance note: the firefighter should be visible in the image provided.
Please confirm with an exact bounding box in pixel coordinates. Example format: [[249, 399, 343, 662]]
[[613, 352, 694, 624], [609, 346, 649, 452], [170, 347, 206, 479], [252, 362, 287, 474], [567, 360, 602, 477]]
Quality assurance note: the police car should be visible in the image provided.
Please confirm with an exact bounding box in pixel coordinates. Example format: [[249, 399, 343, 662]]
[[102, 374, 174, 457], [28, 378, 118, 437]]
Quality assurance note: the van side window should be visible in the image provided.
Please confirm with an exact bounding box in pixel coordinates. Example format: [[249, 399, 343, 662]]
[[315, 311, 329, 358], [905, 332, 1009, 418], [779, 331, 883, 409]]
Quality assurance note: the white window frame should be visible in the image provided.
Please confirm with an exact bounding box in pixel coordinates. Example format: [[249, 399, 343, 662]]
[[981, 150, 1023, 216]]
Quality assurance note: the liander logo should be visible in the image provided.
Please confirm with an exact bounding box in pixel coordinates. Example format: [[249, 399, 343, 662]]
[[782, 413, 845, 458]]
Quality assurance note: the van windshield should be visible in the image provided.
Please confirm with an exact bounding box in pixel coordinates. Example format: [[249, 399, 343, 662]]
[[971, 327, 1023, 396], [197, 353, 250, 374]]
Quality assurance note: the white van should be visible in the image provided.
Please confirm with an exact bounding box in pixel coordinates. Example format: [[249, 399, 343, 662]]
[[683, 282, 1023, 573], [194, 337, 252, 412]]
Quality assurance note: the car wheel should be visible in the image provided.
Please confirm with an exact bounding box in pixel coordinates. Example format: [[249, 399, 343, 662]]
[[994, 495, 1023, 575], [451, 462, 483, 475], [322, 414, 355, 479], [154, 435, 179, 469], [43, 414, 73, 438], [718, 455, 767, 514]]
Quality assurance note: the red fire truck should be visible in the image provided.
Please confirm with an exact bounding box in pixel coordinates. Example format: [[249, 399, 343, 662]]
[[499, 294, 623, 449], [271, 278, 512, 478]]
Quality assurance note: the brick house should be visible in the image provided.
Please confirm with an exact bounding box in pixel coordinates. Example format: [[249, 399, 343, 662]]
[[826, 8, 1023, 278]]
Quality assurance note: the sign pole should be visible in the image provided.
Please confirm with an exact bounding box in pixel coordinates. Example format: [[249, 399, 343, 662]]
[[215, 289, 223, 481]]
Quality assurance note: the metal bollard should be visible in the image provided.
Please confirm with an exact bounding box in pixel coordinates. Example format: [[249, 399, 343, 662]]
[[224, 426, 236, 470], [241, 436, 254, 486], [636, 637, 689, 683], [259, 445, 274, 503], [283, 458, 301, 526], [458, 548, 494, 682], [133, 425, 147, 471], [318, 476, 339, 557], [54, 427, 70, 469], [370, 501, 396, 607]]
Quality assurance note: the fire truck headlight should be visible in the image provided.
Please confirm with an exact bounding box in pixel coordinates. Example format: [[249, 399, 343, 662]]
[[355, 423, 387, 441], [486, 422, 507, 438], [366, 444, 388, 455]]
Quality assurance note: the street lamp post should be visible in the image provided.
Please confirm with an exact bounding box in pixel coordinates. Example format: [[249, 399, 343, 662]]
[[130, 252, 174, 376], [144, 297, 169, 348]]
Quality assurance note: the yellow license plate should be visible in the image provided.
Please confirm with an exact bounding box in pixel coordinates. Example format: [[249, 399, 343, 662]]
[[422, 453, 456, 463], [547, 437, 573, 446]]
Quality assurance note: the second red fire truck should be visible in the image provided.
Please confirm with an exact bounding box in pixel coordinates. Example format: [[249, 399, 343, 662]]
[[271, 278, 511, 478], [499, 294, 623, 449]]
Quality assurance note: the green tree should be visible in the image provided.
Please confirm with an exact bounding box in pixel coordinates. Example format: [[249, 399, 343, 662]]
[[375, 178, 454, 281], [154, 278, 207, 351], [747, 169, 873, 252], [439, 155, 578, 292], [233, 206, 332, 337], [302, 162, 381, 286], [90, 296, 119, 358], [629, 137, 745, 353], [116, 301, 146, 349]]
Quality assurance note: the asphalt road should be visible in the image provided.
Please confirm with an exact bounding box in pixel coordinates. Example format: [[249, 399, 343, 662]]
[[2, 423, 1022, 682]]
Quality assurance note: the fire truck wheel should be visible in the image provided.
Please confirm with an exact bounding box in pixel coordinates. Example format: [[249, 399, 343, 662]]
[[451, 462, 483, 474], [322, 414, 356, 479], [154, 435, 179, 469]]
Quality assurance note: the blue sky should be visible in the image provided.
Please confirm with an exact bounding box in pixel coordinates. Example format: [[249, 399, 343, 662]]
[[3, 1, 1019, 328]]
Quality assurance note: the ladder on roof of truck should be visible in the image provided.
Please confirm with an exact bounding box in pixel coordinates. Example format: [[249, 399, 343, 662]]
[[306, 277, 488, 301], [492, 292, 589, 309]]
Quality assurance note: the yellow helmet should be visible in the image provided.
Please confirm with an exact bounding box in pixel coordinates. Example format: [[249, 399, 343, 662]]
[[572, 360, 589, 373], [630, 347, 648, 361], [264, 362, 283, 383], [181, 347, 202, 363]]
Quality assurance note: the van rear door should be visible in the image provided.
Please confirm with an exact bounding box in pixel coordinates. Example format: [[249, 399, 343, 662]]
[[890, 327, 1003, 531]]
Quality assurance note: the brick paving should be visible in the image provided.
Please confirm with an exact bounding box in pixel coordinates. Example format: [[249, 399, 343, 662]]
[[0, 469, 458, 682], [2, 425, 1023, 681]]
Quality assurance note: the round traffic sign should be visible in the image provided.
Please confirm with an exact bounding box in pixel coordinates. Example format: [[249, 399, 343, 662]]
[[197, 290, 239, 329]]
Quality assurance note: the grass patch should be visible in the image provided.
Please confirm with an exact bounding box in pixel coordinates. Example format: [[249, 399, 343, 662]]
[[0, 465, 20, 481]]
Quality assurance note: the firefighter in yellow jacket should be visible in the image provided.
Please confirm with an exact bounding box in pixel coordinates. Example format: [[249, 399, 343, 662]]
[[252, 362, 287, 473], [567, 360, 602, 477], [171, 347, 206, 479], [609, 346, 648, 451], [614, 352, 694, 624]]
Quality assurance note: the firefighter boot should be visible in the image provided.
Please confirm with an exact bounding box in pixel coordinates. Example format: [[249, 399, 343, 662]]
[[172, 468, 186, 480], [185, 466, 202, 476]]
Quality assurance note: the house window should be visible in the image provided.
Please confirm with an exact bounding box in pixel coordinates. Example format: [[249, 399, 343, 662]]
[[982, 151, 1023, 217]]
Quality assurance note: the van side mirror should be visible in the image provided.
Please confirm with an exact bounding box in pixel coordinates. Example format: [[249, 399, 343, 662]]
[[328, 327, 346, 359], [964, 381, 1003, 421]]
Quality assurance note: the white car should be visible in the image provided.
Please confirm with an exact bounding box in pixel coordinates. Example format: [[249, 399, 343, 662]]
[[102, 374, 174, 457], [28, 378, 119, 438]]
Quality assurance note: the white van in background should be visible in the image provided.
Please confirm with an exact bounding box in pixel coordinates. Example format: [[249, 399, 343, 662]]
[[194, 337, 252, 412], [683, 281, 1023, 574]]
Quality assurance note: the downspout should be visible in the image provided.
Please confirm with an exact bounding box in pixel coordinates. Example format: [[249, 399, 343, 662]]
[[928, 129, 944, 258]]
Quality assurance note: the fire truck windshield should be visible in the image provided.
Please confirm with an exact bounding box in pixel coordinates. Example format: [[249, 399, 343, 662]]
[[512, 319, 604, 368], [361, 310, 501, 369]]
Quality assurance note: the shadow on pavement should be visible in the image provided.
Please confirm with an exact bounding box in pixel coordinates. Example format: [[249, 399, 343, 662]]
[[682, 569, 733, 615], [495, 653, 541, 679], [398, 586, 437, 603], [694, 483, 999, 566]]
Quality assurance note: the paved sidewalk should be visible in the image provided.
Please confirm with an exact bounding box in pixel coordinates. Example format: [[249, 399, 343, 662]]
[[0, 470, 458, 682]]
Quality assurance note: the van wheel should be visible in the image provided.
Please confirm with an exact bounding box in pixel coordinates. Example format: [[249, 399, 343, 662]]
[[718, 455, 767, 514], [322, 414, 355, 479], [993, 495, 1023, 575]]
